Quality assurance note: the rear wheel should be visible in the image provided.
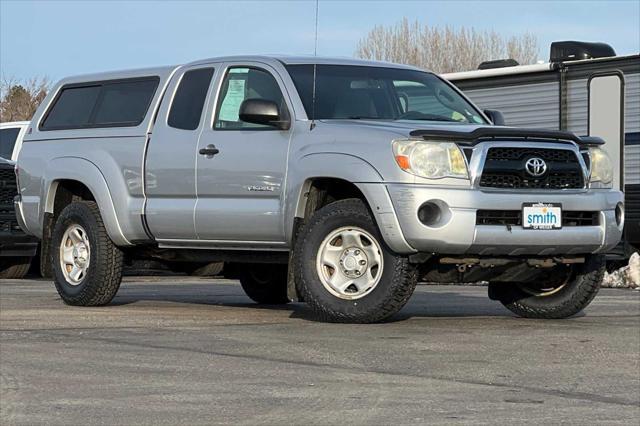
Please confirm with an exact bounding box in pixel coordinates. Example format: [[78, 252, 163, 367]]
[[239, 264, 289, 304], [175, 261, 225, 277], [0, 257, 32, 279], [490, 254, 605, 319], [190, 262, 224, 277], [294, 199, 417, 323], [52, 201, 123, 306]]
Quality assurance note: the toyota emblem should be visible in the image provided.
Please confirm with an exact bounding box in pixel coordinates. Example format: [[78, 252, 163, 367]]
[[525, 157, 547, 177]]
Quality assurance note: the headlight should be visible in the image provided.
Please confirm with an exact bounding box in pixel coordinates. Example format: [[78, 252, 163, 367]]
[[588, 147, 613, 187], [393, 140, 468, 179]]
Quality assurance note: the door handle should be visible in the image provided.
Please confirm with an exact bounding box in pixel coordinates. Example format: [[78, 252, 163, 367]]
[[199, 144, 220, 157]]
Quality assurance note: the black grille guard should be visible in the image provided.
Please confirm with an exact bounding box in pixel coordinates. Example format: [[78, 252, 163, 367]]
[[408, 127, 604, 147]]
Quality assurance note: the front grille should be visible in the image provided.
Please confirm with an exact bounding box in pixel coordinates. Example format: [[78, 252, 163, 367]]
[[0, 165, 20, 234], [480, 147, 584, 189], [0, 167, 18, 205], [0, 215, 23, 233], [476, 210, 522, 225], [477, 210, 599, 227]]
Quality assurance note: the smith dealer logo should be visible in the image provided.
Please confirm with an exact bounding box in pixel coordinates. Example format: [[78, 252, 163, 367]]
[[527, 207, 558, 225]]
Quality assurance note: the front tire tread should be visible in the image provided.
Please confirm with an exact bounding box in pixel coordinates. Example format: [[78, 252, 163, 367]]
[[498, 255, 604, 319], [294, 198, 417, 323]]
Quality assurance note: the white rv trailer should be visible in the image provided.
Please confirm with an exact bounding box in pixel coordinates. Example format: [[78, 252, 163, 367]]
[[445, 41, 640, 260]]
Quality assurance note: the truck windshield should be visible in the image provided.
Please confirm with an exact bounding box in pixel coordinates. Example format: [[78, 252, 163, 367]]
[[286, 64, 486, 124]]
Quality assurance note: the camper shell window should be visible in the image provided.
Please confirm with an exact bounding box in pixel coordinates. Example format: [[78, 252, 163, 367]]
[[40, 77, 159, 131]]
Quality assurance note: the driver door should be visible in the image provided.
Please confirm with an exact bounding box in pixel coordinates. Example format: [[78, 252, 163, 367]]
[[194, 62, 293, 246]]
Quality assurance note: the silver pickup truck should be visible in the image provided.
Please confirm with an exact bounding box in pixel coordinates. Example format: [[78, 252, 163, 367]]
[[16, 56, 624, 323]]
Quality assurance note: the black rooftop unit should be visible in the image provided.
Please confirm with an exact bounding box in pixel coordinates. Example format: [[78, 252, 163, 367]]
[[550, 41, 616, 62]]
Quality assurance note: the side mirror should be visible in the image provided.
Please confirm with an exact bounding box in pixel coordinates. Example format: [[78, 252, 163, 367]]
[[484, 109, 506, 126], [239, 99, 290, 130]]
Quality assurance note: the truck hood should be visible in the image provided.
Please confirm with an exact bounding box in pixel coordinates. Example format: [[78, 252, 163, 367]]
[[306, 119, 592, 185], [318, 119, 596, 147], [319, 119, 489, 138]]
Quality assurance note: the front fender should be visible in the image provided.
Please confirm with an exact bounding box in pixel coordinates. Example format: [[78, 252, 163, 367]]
[[40, 157, 130, 246], [296, 152, 384, 184], [285, 153, 415, 254]]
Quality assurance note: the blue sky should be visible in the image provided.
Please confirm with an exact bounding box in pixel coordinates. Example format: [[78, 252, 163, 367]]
[[1, 0, 638, 81]]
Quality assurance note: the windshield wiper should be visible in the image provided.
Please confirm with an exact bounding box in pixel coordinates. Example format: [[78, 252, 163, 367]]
[[409, 117, 459, 122], [346, 115, 459, 122], [394, 111, 462, 122]]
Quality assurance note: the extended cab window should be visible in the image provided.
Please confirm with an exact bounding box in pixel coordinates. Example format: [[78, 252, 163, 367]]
[[214, 67, 286, 130], [0, 127, 20, 159], [168, 68, 215, 130], [41, 77, 159, 130]]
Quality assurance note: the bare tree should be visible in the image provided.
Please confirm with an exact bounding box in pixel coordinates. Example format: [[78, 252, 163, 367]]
[[0, 77, 50, 122], [355, 18, 539, 73]]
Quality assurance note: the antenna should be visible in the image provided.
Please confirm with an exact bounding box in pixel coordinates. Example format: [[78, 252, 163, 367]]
[[310, 0, 319, 130]]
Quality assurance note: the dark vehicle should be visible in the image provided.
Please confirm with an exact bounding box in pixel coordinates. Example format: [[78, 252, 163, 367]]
[[0, 158, 38, 278]]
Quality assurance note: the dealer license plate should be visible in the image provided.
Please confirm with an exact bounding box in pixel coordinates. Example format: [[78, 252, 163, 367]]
[[522, 203, 562, 229]]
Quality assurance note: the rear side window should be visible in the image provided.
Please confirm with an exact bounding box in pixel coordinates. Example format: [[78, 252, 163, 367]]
[[0, 127, 20, 159], [168, 68, 215, 130], [41, 77, 159, 130]]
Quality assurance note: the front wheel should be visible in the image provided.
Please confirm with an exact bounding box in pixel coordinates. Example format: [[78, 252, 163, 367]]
[[52, 201, 123, 306], [489, 254, 605, 319], [294, 199, 417, 323]]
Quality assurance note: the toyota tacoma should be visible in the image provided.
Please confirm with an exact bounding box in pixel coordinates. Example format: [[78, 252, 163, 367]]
[[15, 56, 624, 322]]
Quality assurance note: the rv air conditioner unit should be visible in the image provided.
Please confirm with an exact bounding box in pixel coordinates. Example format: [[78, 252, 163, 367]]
[[550, 41, 616, 62]]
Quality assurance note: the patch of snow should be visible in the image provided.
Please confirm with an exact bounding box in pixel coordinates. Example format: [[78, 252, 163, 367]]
[[602, 252, 640, 289]]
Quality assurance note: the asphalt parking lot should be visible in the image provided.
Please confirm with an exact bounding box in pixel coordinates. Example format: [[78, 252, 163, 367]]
[[1, 277, 639, 425]]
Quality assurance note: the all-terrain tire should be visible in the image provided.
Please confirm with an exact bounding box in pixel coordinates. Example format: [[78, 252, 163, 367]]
[[294, 198, 417, 323], [239, 264, 290, 304], [491, 254, 605, 319], [0, 257, 32, 279], [186, 262, 225, 277], [52, 201, 123, 306]]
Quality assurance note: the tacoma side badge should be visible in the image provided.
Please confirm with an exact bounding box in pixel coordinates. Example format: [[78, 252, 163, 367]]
[[247, 185, 275, 192]]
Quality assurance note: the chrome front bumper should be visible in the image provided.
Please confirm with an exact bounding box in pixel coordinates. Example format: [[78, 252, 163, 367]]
[[385, 184, 624, 256]]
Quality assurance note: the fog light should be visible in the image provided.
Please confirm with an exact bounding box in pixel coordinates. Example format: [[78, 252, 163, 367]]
[[615, 203, 624, 227], [418, 202, 442, 226]]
